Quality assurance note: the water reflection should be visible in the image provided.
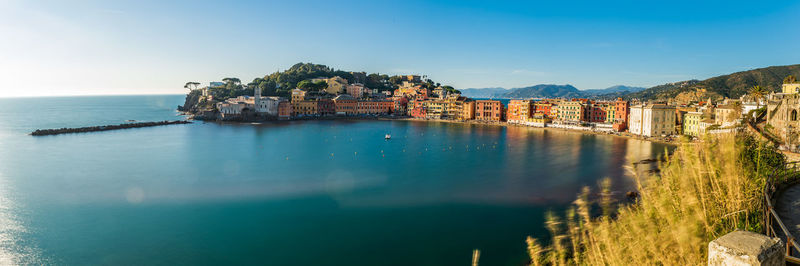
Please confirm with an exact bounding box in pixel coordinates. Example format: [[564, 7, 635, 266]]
[[0, 172, 42, 265]]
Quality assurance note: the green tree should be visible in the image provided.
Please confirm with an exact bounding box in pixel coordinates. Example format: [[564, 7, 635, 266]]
[[183, 81, 200, 91], [388, 75, 404, 85], [222, 77, 241, 85], [785, 75, 797, 84], [749, 85, 767, 108]]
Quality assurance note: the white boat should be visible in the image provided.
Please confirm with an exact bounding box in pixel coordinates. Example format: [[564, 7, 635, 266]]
[[385, 134, 391, 140]]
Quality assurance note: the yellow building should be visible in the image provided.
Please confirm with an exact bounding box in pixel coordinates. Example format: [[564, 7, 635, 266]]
[[291, 89, 306, 103], [528, 112, 551, 124], [324, 76, 349, 94], [459, 100, 476, 120], [783, 83, 800, 94], [557, 101, 584, 122], [605, 104, 616, 123], [293, 100, 317, 116], [683, 111, 703, 136]]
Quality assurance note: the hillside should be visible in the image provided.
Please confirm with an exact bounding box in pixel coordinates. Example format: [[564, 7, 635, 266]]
[[624, 64, 800, 100], [583, 85, 646, 95]]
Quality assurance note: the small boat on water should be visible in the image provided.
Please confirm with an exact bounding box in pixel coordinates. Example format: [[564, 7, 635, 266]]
[[385, 134, 391, 140]]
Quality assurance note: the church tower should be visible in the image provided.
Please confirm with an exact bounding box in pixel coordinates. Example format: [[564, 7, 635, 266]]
[[254, 85, 262, 112]]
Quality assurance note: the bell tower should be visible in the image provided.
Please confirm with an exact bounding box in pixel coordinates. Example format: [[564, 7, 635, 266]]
[[254, 85, 262, 112]]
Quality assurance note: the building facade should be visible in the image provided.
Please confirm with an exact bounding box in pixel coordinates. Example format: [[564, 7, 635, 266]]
[[475, 100, 504, 121], [557, 101, 584, 123], [683, 111, 703, 136], [507, 100, 532, 123], [629, 104, 677, 137]]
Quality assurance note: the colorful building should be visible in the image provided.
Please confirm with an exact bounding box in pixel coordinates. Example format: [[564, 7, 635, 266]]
[[460, 100, 475, 121], [612, 99, 630, 131], [278, 100, 292, 119], [528, 112, 551, 124], [293, 100, 318, 116], [346, 83, 368, 98], [475, 100, 504, 122], [683, 111, 703, 136], [558, 101, 584, 122], [356, 100, 392, 115], [534, 102, 554, 118], [586, 102, 607, 123], [323, 76, 348, 94], [333, 94, 357, 115], [507, 100, 533, 123], [291, 89, 306, 103], [318, 99, 336, 116], [392, 97, 409, 116]]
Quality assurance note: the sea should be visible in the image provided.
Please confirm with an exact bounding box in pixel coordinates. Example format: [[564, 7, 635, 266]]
[[0, 95, 670, 265]]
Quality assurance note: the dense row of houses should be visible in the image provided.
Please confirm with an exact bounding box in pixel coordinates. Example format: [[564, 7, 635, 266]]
[[208, 74, 778, 139]]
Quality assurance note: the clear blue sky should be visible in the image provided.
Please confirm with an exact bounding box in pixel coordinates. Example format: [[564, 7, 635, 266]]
[[1, 0, 799, 97]]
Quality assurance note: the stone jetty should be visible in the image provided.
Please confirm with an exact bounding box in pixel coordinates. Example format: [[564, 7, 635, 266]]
[[30, 120, 191, 136]]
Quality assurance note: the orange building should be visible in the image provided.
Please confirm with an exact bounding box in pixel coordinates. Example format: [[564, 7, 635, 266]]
[[507, 100, 532, 122], [278, 100, 292, 119], [460, 100, 475, 120], [334, 95, 357, 115], [475, 100, 504, 121], [356, 100, 392, 115], [613, 98, 630, 131]]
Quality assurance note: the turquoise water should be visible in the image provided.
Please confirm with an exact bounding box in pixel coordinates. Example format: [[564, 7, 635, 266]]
[[0, 95, 669, 265]]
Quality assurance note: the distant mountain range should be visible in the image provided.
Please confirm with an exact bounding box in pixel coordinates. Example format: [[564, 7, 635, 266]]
[[461, 64, 800, 101], [460, 85, 645, 99], [458, 87, 509, 98]]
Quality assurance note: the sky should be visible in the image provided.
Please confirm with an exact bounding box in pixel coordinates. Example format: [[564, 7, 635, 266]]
[[1, 0, 799, 97]]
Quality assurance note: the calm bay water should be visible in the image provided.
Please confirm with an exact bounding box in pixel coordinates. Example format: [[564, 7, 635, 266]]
[[0, 95, 669, 265]]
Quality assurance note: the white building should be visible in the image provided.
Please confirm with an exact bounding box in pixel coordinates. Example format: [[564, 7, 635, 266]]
[[253, 86, 288, 116], [255, 96, 284, 116], [629, 104, 677, 137]]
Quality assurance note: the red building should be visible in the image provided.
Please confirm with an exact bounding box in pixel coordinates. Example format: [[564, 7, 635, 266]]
[[318, 99, 336, 116], [475, 100, 504, 122], [586, 103, 607, 123], [392, 97, 409, 115], [333, 95, 357, 115], [534, 102, 554, 118]]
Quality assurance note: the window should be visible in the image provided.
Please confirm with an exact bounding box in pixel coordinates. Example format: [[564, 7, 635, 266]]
[[792, 109, 798, 121]]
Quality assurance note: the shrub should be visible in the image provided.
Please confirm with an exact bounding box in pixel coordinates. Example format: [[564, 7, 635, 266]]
[[526, 133, 784, 265]]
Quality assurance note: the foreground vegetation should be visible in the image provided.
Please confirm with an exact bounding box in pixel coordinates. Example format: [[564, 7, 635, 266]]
[[526, 133, 786, 265]]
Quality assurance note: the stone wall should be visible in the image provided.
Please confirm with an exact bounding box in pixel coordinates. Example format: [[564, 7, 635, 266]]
[[708, 230, 784, 266]]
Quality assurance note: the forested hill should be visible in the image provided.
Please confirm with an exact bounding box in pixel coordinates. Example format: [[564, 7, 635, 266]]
[[622, 64, 800, 100], [247, 63, 396, 97], [181, 62, 462, 110]]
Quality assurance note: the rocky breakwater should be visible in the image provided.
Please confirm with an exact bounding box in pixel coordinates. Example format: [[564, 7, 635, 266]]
[[30, 120, 192, 136]]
